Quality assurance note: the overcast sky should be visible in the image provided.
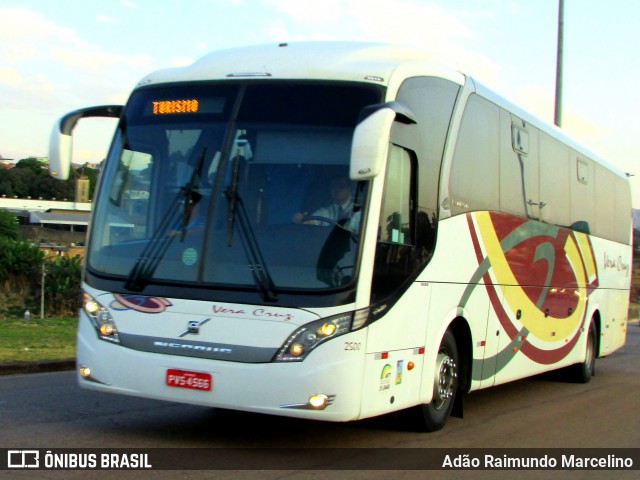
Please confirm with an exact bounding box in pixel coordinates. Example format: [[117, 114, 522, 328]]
[[1, 0, 638, 205]]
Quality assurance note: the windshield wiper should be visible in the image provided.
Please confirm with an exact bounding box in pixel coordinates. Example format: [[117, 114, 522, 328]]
[[123, 194, 181, 291], [124, 148, 207, 291], [226, 150, 242, 246], [179, 148, 206, 241], [224, 165, 278, 302]]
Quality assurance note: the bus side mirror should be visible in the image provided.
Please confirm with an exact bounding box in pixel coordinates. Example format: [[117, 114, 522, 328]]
[[350, 102, 416, 181], [49, 122, 73, 180], [49, 105, 123, 180]]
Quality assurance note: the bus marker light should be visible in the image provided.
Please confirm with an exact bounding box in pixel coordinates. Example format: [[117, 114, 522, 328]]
[[290, 343, 304, 356], [99, 323, 116, 336], [407, 361, 415, 371], [79, 365, 91, 378], [303, 332, 317, 344], [352, 308, 370, 329]]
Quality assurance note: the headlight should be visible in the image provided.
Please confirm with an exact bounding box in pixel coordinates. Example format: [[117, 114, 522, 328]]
[[82, 293, 120, 344], [275, 313, 352, 362]]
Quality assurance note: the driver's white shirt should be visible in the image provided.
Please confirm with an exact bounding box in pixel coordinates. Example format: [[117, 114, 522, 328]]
[[310, 199, 360, 231]]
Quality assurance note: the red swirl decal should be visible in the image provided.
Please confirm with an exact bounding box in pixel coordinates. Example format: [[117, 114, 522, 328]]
[[112, 294, 173, 313]]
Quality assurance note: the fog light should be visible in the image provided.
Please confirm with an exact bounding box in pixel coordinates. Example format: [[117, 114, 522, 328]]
[[309, 394, 329, 409], [280, 393, 335, 410], [79, 365, 91, 378]]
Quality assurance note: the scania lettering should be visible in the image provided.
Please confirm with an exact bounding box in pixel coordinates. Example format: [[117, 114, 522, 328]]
[[50, 42, 631, 431], [152, 341, 233, 354]]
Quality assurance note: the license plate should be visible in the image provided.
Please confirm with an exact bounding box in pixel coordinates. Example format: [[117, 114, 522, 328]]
[[166, 369, 212, 391]]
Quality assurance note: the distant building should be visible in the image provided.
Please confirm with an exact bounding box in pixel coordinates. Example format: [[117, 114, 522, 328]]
[[0, 154, 14, 168], [76, 162, 101, 170], [75, 177, 91, 203]]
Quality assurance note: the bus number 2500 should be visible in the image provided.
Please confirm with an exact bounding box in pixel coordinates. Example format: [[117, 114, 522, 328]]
[[344, 342, 361, 351]]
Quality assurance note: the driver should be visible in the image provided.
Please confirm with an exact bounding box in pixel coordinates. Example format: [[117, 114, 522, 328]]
[[292, 176, 354, 226]]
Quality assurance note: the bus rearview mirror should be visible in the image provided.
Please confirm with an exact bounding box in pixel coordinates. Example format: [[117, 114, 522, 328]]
[[350, 102, 416, 181], [48, 105, 123, 181]]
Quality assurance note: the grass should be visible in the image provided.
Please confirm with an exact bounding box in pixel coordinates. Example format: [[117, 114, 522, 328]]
[[0, 316, 77, 363]]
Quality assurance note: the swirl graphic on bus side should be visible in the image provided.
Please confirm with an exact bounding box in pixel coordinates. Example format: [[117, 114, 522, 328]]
[[465, 212, 598, 379]]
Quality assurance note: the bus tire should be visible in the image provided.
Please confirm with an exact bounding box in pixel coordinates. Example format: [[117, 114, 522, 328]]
[[569, 318, 597, 383], [417, 329, 459, 432]]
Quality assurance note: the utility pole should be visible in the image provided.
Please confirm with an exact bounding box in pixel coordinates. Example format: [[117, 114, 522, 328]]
[[40, 262, 46, 319], [554, 0, 564, 127]]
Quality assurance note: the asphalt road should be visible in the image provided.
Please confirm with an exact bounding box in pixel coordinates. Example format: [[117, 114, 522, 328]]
[[1, 325, 639, 479]]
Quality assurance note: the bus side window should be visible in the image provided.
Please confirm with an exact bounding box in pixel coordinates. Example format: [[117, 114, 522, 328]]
[[371, 144, 417, 302], [379, 145, 414, 244]]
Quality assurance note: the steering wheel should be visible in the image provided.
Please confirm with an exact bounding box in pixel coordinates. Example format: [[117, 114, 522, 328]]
[[304, 215, 340, 227], [304, 215, 359, 242]]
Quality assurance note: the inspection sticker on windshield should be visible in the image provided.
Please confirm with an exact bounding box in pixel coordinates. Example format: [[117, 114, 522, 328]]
[[182, 248, 198, 266], [166, 368, 212, 391]]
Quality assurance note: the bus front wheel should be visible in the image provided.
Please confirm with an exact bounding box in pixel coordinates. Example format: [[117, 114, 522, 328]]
[[416, 329, 459, 432]]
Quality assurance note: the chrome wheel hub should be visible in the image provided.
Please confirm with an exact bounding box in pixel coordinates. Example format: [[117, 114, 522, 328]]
[[433, 353, 457, 410]]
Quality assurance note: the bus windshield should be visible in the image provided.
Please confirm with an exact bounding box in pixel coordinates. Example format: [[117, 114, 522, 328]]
[[88, 82, 381, 298]]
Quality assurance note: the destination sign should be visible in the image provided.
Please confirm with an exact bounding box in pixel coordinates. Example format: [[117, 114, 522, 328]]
[[152, 99, 199, 115]]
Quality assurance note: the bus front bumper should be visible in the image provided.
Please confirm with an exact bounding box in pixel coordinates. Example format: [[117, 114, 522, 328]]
[[76, 312, 367, 422]]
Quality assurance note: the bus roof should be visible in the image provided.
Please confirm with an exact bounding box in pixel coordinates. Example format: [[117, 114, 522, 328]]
[[137, 41, 463, 87], [138, 41, 626, 181]]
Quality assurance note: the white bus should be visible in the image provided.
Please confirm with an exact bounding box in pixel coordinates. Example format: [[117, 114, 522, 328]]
[[49, 42, 632, 431]]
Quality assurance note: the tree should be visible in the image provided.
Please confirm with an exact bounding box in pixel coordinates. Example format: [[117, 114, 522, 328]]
[[43, 255, 82, 315], [1, 157, 101, 201], [0, 168, 14, 197], [8, 167, 36, 197], [14, 157, 47, 174], [0, 210, 19, 240], [0, 237, 44, 289]]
